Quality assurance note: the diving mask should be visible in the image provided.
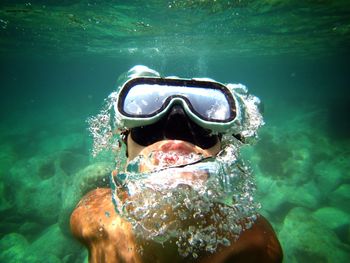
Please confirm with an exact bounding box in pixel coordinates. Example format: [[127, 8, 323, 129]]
[[116, 77, 237, 133], [88, 65, 264, 157]]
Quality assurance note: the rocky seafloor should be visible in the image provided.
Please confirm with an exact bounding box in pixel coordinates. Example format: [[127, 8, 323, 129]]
[[0, 101, 349, 263]]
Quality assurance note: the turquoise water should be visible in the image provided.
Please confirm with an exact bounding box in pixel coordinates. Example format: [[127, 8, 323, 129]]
[[1, 1, 350, 262]]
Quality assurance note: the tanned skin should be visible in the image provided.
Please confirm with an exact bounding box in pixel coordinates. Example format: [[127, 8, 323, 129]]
[[70, 138, 283, 263], [71, 188, 282, 263]]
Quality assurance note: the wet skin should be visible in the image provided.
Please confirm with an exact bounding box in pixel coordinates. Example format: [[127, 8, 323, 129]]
[[70, 138, 283, 263]]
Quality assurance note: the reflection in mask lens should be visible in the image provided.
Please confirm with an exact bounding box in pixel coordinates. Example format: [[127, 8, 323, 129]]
[[122, 84, 233, 122]]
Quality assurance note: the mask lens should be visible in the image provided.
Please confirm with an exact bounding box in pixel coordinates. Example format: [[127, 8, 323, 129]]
[[123, 84, 166, 116], [187, 89, 231, 121], [119, 78, 235, 123]]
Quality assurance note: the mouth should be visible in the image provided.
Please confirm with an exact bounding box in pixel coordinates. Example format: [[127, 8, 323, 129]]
[[159, 140, 205, 154], [137, 140, 211, 172]]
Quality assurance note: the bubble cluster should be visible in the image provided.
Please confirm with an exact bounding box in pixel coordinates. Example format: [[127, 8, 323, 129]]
[[110, 143, 259, 258], [87, 92, 119, 157]]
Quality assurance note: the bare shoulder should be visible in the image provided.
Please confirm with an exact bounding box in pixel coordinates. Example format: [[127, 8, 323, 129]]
[[70, 189, 282, 263], [70, 188, 115, 243], [201, 215, 283, 263], [70, 188, 141, 263]]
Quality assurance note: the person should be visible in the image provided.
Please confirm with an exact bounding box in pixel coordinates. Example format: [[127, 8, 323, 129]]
[[70, 66, 283, 263]]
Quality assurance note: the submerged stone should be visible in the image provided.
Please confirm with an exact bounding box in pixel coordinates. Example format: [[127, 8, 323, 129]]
[[0, 233, 28, 263], [329, 184, 350, 213], [23, 224, 80, 261], [279, 207, 350, 263], [312, 207, 350, 231], [59, 162, 113, 236], [314, 157, 348, 194]]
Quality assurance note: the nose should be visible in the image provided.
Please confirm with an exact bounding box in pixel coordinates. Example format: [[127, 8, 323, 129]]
[[164, 105, 193, 141], [163, 105, 220, 149]]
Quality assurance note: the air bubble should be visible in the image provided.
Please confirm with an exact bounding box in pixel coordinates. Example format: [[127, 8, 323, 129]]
[[110, 144, 259, 258], [160, 213, 168, 220]]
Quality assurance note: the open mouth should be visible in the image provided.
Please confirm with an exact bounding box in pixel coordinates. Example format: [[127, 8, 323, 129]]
[[137, 140, 210, 172], [159, 140, 201, 154]]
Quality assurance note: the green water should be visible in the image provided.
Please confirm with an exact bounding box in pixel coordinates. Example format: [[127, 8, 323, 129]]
[[0, 1, 349, 262]]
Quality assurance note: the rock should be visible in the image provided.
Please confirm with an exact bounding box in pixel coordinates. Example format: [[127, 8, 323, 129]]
[[58, 151, 89, 176], [279, 207, 350, 263], [6, 150, 88, 225], [258, 181, 321, 216], [312, 207, 350, 230], [58, 162, 113, 236], [314, 157, 348, 194], [0, 221, 22, 236], [15, 176, 64, 224], [280, 134, 313, 185], [312, 206, 350, 244], [7, 154, 64, 224], [18, 222, 42, 238], [329, 184, 350, 213], [0, 142, 16, 175], [65, 249, 88, 263], [255, 171, 276, 195], [24, 254, 61, 263], [288, 182, 321, 209], [258, 180, 288, 215], [0, 143, 15, 213], [39, 133, 87, 156], [255, 131, 293, 180], [0, 225, 83, 263], [0, 233, 28, 262], [0, 181, 12, 212], [23, 224, 80, 261], [255, 127, 317, 186]]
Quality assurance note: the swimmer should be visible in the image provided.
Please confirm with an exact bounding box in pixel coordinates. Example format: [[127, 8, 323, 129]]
[[70, 66, 283, 262]]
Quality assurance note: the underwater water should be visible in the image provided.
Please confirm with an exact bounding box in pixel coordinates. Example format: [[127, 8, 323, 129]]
[[0, 0, 350, 262]]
